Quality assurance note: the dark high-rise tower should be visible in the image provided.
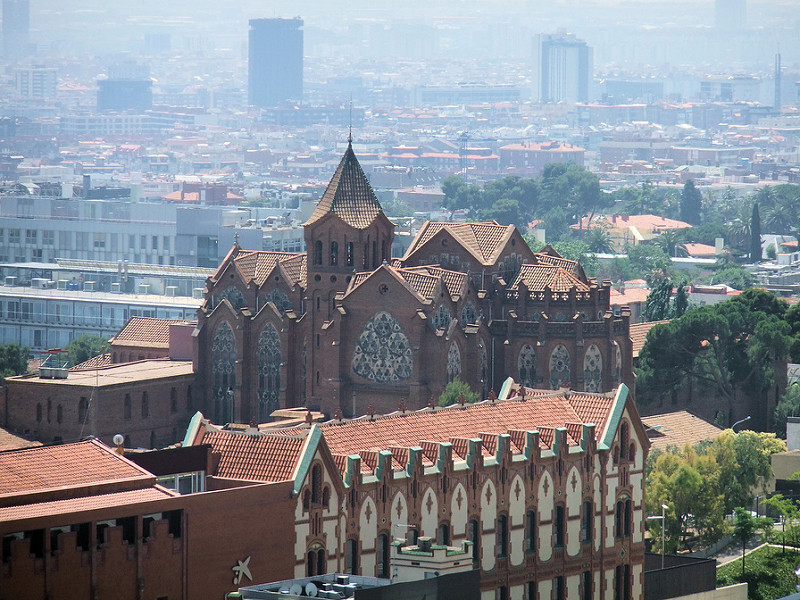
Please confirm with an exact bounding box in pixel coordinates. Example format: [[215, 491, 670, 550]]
[[2, 0, 30, 60], [248, 17, 303, 108]]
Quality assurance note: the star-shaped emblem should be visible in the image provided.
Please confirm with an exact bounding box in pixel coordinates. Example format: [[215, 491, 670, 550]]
[[233, 556, 252, 585]]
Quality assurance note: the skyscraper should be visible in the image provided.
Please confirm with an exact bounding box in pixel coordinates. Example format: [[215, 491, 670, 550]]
[[248, 17, 303, 108], [534, 32, 592, 104], [715, 0, 746, 31], [2, 0, 30, 60]]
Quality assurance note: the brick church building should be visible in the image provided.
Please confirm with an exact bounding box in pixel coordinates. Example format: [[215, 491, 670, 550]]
[[193, 143, 634, 423]]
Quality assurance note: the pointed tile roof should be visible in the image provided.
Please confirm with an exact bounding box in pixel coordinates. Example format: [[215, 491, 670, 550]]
[[403, 221, 515, 267], [510, 264, 590, 293], [199, 429, 308, 483], [305, 143, 384, 229], [110, 316, 194, 349]]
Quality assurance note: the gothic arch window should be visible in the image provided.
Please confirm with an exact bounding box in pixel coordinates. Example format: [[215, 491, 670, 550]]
[[218, 286, 246, 311], [447, 343, 461, 383], [257, 324, 281, 422], [352, 312, 413, 383], [265, 288, 291, 313], [518, 344, 536, 388], [212, 322, 237, 423], [346, 242, 354, 266], [614, 343, 622, 385], [460, 301, 478, 326], [549, 345, 571, 390], [432, 304, 451, 330], [583, 344, 603, 393]]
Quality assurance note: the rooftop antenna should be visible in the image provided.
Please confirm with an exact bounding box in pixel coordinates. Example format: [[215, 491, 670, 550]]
[[348, 95, 353, 144]]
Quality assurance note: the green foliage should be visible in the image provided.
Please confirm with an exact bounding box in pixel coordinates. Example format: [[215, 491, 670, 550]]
[[646, 444, 727, 551], [585, 226, 614, 253], [715, 429, 785, 513], [642, 279, 690, 322], [750, 203, 762, 262], [731, 507, 773, 576], [637, 290, 792, 420], [550, 240, 599, 277], [627, 244, 672, 285], [766, 244, 776, 259], [381, 199, 414, 218], [716, 546, 800, 600], [65, 335, 109, 367], [0, 343, 29, 382], [774, 385, 800, 438], [653, 229, 688, 258], [438, 378, 479, 407], [680, 180, 703, 225], [709, 264, 755, 290], [481, 198, 522, 226]]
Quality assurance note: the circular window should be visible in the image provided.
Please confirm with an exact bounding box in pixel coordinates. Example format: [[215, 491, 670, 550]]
[[441, 239, 448, 247], [314, 274, 321, 282], [330, 275, 337, 283], [379, 284, 389, 295]]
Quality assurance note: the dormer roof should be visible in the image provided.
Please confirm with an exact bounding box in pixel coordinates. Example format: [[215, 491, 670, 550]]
[[304, 143, 384, 229]]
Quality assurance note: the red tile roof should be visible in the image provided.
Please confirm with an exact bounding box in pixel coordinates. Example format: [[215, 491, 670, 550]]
[[110, 316, 194, 349], [629, 320, 669, 358], [0, 439, 152, 497], [0, 487, 175, 522], [200, 430, 306, 483], [305, 144, 385, 229], [510, 264, 590, 293], [0, 427, 41, 452], [404, 221, 514, 266], [316, 391, 615, 460], [642, 410, 723, 451]]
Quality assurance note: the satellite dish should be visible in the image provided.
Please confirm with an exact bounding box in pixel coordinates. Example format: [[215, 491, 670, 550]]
[[305, 583, 318, 597], [290, 584, 303, 596], [113, 434, 124, 446]]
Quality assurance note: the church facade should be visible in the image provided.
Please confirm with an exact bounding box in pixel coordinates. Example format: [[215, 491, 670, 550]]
[[193, 144, 633, 423]]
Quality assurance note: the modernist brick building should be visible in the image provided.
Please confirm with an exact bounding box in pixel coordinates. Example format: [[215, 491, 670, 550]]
[[1, 382, 648, 600], [194, 143, 633, 423]]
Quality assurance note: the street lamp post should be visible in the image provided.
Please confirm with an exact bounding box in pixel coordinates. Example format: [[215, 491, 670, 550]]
[[647, 503, 670, 570], [731, 415, 751, 432]]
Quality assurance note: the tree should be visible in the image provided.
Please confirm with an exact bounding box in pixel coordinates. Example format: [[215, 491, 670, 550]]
[[680, 180, 703, 225], [439, 378, 479, 407], [653, 230, 688, 258], [763, 494, 798, 551], [65, 335, 109, 367], [637, 290, 792, 422], [671, 284, 689, 319], [709, 264, 755, 290], [731, 507, 771, 576], [0, 343, 29, 382], [482, 198, 522, 227], [586, 226, 614, 253], [627, 244, 672, 285], [773, 384, 800, 438], [751, 203, 762, 262], [713, 429, 785, 514], [643, 279, 674, 322]]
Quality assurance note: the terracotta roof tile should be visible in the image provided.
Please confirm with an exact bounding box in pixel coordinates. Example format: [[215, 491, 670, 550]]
[[70, 353, 112, 370], [629, 320, 669, 358], [279, 254, 307, 288], [305, 144, 384, 229], [110, 316, 194, 349], [0, 487, 175, 522], [201, 430, 307, 483], [642, 410, 723, 451], [316, 391, 615, 461], [405, 222, 513, 266], [397, 270, 439, 300], [533, 252, 581, 275], [0, 439, 151, 497], [510, 264, 590, 293]]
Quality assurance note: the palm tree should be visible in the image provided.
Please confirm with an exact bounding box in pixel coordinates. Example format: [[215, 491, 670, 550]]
[[654, 229, 688, 258], [727, 203, 753, 252], [586, 226, 614, 253]]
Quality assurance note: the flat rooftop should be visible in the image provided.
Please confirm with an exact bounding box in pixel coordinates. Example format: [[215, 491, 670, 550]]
[[9, 359, 194, 387]]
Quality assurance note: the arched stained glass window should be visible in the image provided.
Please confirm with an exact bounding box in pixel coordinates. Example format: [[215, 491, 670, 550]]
[[460, 301, 478, 326], [614, 344, 622, 385], [258, 325, 281, 421], [447, 343, 461, 383], [432, 304, 452, 330], [218, 286, 246, 311], [549, 345, 570, 390], [265, 288, 291, 313], [352, 312, 412, 383], [212, 322, 237, 423], [583, 344, 602, 392], [518, 344, 536, 388]]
